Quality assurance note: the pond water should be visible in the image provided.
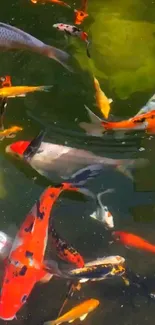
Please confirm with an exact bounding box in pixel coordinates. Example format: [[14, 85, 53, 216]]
[[1, 0, 155, 324]]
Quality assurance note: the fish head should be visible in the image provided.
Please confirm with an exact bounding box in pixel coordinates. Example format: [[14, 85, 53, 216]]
[[88, 298, 100, 311], [5, 141, 30, 159], [102, 206, 114, 229], [53, 23, 61, 29], [0, 75, 12, 88]]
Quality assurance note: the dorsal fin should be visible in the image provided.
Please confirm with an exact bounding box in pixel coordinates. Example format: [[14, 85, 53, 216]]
[[23, 130, 46, 160]]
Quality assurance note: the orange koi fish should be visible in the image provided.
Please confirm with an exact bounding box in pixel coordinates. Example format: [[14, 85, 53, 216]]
[[44, 299, 99, 325], [94, 77, 113, 119], [49, 226, 84, 268], [0, 183, 85, 321], [80, 106, 155, 137], [0, 76, 12, 130], [74, 0, 88, 25], [113, 231, 155, 254], [31, 0, 71, 8]]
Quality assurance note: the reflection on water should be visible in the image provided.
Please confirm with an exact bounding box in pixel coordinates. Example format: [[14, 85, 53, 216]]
[[0, 0, 155, 324]]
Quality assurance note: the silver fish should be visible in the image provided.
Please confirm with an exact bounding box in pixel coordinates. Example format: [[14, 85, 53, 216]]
[[0, 22, 71, 71], [5, 132, 146, 183], [90, 189, 114, 229]]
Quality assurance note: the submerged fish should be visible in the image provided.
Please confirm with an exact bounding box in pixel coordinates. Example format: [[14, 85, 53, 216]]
[[94, 77, 113, 119], [31, 0, 71, 7], [0, 125, 23, 140], [0, 182, 87, 320], [44, 298, 99, 325], [80, 105, 155, 137], [0, 22, 71, 71], [69, 263, 125, 283], [49, 226, 85, 268], [53, 23, 90, 57], [113, 231, 155, 254], [0, 75, 12, 129], [0, 85, 53, 98], [90, 189, 114, 229], [5, 131, 146, 183], [74, 0, 88, 25]]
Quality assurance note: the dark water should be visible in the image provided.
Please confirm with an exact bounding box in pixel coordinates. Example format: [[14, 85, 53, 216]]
[[1, 0, 155, 324]]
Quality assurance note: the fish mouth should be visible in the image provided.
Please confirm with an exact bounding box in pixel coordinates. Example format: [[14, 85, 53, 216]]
[[5, 145, 12, 154]]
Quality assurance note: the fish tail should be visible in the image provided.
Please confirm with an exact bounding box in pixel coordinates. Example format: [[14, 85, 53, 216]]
[[79, 121, 104, 137], [41, 45, 73, 72], [115, 158, 148, 180], [38, 85, 53, 92]]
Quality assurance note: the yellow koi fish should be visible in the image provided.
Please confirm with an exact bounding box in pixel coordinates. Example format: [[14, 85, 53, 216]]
[[94, 77, 113, 119], [0, 126, 23, 139], [0, 85, 53, 98], [44, 299, 99, 325]]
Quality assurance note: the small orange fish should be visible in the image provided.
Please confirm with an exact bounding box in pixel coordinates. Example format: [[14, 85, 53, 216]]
[[94, 77, 113, 119], [0, 126, 23, 139], [74, 0, 88, 25], [0, 85, 52, 98], [31, 0, 71, 8], [113, 231, 155, 254], [0, 76, 12, 130], [44, 299, 99, 325]]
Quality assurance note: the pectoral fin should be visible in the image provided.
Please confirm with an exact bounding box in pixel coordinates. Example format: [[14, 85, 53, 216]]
[[80, 314, 88, 321], [69, 319, 75, 323], [108, 98, 113, 104]]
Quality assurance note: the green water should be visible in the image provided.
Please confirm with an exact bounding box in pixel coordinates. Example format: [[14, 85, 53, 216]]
[[1, 0, 155, 324]]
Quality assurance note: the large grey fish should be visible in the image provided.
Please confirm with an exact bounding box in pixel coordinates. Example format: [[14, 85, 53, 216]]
[[5, 131, 147, 184], [0, 22, 71, 70]]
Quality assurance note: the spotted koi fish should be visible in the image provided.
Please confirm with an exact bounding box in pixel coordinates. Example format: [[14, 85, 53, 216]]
[[49, 226, 84, 268], [0, 182, 88, 321]]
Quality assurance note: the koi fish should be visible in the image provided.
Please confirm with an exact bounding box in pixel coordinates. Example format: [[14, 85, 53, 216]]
[[5, 130, 146, 183], [0, 75, 12, 130], [68, 263, 126, 283], [31, 0, 71, 8], [94, 77, 113, 119], [112, 231, 155, 254], [80, 105, 155, 137], [44, 299, 99, 325], [0, 22, 71, 71], [53, 23, 90, 57], [0, 182, 84, 320], [74, 0, 88, 25], [0, 85, 53, 98], [90, 189, 114, 229], [49, 226, 84, 268], [0, 125, 23, 140], [85, 255, 125, 267]]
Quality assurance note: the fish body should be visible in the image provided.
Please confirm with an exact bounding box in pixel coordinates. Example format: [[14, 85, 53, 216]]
[[94, 77, 112, 119], [49, 226, 84, 268], [0, 125, 23, 139], [0, 75, 12, 129], [31, 0, 71, 7], [0, 183, 77, 320], [0, 85, 52, 98], [5, 133, 142, 182], [74, 0, 88, 25], [44, 298, 99, 325], [68, 263, 125, 282], [113, 231, 155, 253], [90, 189, 114, 229], [80, 105, 155, 136], [0, 22, 71, 70], [53, 24, 90, 57]]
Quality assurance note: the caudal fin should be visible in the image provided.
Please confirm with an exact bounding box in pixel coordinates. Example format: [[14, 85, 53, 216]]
[[38, 85, 53, 92], [42, 45, 73, 72]]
